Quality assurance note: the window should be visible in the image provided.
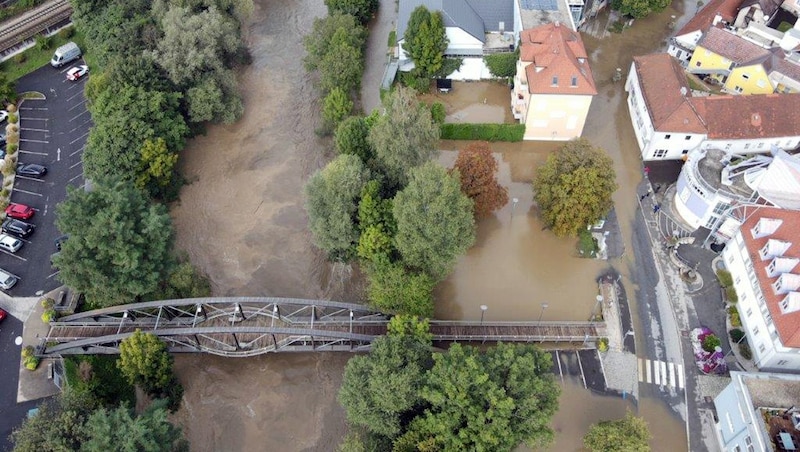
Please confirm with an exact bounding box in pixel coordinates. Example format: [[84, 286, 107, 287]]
[[685, 135, 691, 140], [705, 216, 718, 229], [744, 143, 751, 149], [758, 142, 764, 149], [571, 76, 578, 87], [713, 202, 729, 215], [746, 436, 754, 452], [665, 134, 671, 139], [778, 360, 789, 366], [735, 86, 743, 93], [759, 343, 767, 353], [653, 149, 668, 158], [682, 149, 689, 155], [753, 326, 760, 335], [696, 61, 702, 67], [725, 143, 732, 150], [747, 307, 753, 317], [742, 74, 750, 80], [735, 276, 741, 284], [551, 76, 558, 86]]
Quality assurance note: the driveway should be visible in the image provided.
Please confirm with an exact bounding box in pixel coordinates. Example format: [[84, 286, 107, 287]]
[[2, 62, 91, 296]]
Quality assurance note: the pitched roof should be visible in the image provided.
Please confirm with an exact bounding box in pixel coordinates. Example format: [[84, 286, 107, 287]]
[[697, 27, 771, 65], [676, 0, 743, 36], [397, 0, 514, 43], [701, 94, 800, 139], [739, 0, 783, 18], [765, 48, 800, 84], [519, 23, 597, 95], [632, 54, 707, 133], [738, 207, 800, 348]]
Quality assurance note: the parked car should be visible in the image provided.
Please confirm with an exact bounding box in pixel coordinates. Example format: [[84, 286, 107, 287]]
[[0, 110, 7, 124], [0, 307, 6, 322], [0, 233, 22, 253], [2, 219, 35, 238], [0, 268, 18, 290], [54, 234, 69, 251], [16, 163, 47, 178], [51, 42, 81, 68], [5, 203, 34, 220], [66, 65, 89, 81]]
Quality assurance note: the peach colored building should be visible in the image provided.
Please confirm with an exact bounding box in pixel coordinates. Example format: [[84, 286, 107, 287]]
[[511, 22, 597, 141]]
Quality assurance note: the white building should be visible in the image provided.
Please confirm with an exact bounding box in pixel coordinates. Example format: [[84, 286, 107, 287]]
[[625, 53, 800, 161], [667, 0, 743, 66], [723, 206, 800, 371], [714, 371, 800, 452]]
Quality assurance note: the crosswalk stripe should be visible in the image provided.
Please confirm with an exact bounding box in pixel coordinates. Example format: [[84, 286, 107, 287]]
[[638, 358, 644, 382], [677, 364, 685, 389], [661, 361, 667, 386], [668, 362, 676, 388], [654, 360, 660, 385], [646, 359, 652, 383]]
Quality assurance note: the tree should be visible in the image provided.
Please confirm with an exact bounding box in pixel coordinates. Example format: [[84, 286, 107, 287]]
[[484, 51, 519, 78], [393, 162, 475, 280], [324, 0, 378, 23], [322, 87, 353, 132], [136, 138, 179, 197], [317, 36, 364, 94], [147, 260, 212, 301], [532, 138, 617, 237], [118, 330, 175, 395], [702, 334, 721, 352], [54, 177, 175, 307], [356, 181, 396, 265], [303, 14, 366, 72], [335, 116, 374, 163], [82, 401, 187, 452], [368, 86, 440, 188], [305, 154, 370, 260], [583, 412, 651, 452], [0, 72, 17, 104], [453, 142, 508, 218], [11, 391, 96, 452], [403, 6, 448, 78], [398, 343, 560, 451], [365, 262, 436, 316], [611, 0, 670, 18], [338, 317, 433, 439]]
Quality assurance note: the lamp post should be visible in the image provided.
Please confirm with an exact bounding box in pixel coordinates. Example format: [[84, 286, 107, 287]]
[[511, 198, 519, 220], [538, 303, 549, 323], [480, 305, 488, 325]]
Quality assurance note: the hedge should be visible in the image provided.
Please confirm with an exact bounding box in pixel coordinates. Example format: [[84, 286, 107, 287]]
[[440, 123, 525, 142]]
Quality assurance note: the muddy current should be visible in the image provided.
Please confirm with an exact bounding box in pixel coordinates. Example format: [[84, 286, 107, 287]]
[[169, 0, 695, 449]]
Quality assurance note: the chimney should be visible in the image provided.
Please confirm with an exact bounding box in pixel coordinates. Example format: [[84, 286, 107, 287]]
[[712, 13, 723, 26], [555, 21, 560, 27], [751, 113, 762, 127]]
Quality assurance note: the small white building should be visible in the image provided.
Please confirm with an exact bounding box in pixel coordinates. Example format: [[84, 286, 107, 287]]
[[667, 0, 744, 66], [714, 371, 800, 452], [723, 206, 800, 371]]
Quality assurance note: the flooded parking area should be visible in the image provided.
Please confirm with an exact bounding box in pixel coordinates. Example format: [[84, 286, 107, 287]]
[[420, 80, 516, 124]]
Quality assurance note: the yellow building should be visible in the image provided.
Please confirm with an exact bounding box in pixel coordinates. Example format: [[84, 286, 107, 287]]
[[725, 64, 773, 94], [688, 27, 772, 94]]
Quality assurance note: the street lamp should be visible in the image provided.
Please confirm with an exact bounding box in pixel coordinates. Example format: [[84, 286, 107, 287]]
[[511, 198, 519, 219], [480, 305, 488, 325], [538, 303, 549, 323]]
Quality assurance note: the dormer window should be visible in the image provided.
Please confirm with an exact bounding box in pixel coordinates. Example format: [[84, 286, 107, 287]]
[[773, 273, 800, 295], [780, 292, 800, 314], [551, 76, 558, 86], [760, 239, 792, 260], [751, 218, 783, 239]]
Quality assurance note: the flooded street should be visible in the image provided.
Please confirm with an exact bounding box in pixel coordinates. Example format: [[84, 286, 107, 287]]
[[167, 0, 696, 448]]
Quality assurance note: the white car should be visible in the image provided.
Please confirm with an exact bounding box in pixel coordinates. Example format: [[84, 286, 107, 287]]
[[66, 65, 89, 81], [0, 110, 7, 124]]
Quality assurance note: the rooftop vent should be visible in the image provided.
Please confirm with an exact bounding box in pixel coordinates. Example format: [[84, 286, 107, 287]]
[[751, 113, 762, 127]]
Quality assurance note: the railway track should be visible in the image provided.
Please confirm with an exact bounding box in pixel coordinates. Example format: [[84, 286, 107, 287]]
[[0, 0, 72, 55]]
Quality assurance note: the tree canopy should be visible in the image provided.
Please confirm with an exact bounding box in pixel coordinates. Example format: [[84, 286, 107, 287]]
[[583, 412, 651, 452], [11, 391, 96, 452], [117, 330, 175, 395], [305, 154, 370, 260], [54, 178, 175, 307], [335, 116, 374, 163], [532, 138, 617, 237], [398, 343, 560, 451], [611, 0, 671, 18], [394, 162, 475, 280], [365, 262, 436, 317], [453, 141, 508, 218], [368, 86, 439, 189], [303, 14, 366, 72], [403, 6, 448, 78], [324, 0, 379, 23], [484, 51, 519, 78], [82, 401, 187, 452]]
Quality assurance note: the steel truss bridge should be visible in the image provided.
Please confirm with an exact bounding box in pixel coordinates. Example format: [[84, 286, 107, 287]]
[[40, 297, 607, 357]]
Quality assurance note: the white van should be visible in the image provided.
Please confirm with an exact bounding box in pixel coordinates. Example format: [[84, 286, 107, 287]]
[[50, 42, 82, 68], [0, 268, 18, 290], [0, 233, 22, 253]]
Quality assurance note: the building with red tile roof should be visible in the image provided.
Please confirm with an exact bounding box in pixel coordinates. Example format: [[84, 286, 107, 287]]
[[668, 0, 744, 65], [723, 206, 800, 371], [511, 22, 597, 140]]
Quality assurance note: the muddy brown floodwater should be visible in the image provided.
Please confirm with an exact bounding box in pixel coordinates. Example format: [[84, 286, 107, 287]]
[[168, 0, 694, 449]]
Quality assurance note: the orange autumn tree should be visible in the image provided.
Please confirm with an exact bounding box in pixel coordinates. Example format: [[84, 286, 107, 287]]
[[452, 142, 508, 218]]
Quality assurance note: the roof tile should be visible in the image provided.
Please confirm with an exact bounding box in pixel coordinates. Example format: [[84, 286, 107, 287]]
[[698, 27, 771, 64], [633, 54, 707, 133], [676, 0, 743, 36], [520, 23, 597, 95]]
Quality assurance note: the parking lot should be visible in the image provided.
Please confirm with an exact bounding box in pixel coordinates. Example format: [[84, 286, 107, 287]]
[[2, 61, 91, 296]]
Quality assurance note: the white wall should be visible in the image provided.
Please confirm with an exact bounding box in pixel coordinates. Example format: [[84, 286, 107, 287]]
[[703, 137, 800, 154], [448, 57, 494, 80], [445, 27, 484, 55]]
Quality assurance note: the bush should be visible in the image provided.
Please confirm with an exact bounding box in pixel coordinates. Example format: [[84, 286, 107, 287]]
[[578, 229, 598, 257], [728, 305, 741, 327], [729, 328, 745, 344], [21, 345, 34, 358], [6, 144, 17, 154], [440, 123, 525, 142], [484, 52, 518, 78], [597, 337, 609, 352], [388, 30, 396, 48], [430, 102, 445, 125], [739, 342, 752, 360], [399, 71, 430, 92], [41, 309, 57, 323], [41, 297, 55, 309], [716, 269, 733, 287], [35, 35, 52, 51], [14, 53, 26, 64], [702, 334, 721, 352], [725, 286, 738, 303], [24, 355, 40, 370], [8, 113, 18, 124], [58, 27, 75, 40], [6, 104, 16, 114]]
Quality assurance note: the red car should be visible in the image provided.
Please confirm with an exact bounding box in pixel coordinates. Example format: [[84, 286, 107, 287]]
[[5, 203, 34, 220], [66, 65, 89, 81], [0, 307, 6, 322]]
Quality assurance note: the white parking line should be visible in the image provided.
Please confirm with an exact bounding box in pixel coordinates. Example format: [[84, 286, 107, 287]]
[[21, 117, 48, 122], [69, 109, 90, 122], [21, 127, 49, 132], [66, 91, 86, 102], [668, 362, 676, 388], [69, 146, 85, 157], [0, 249, 26, 262], [19, 150, 49, 156], [14, 175, 45, 183], [12, 187, 42, 197], [69, 131, 90, 145], [69, 160, 83, 169], [19, 107, 48, 111], [653, 360, 660, 385], [677, 364, 685, 389], [68, 173, 83, 183], [68, 120, 92, 132], [20, 138, 49, 144], [646, 359, 652, 383], [638, 358, 644, 383], [660, 361, 667, 386]]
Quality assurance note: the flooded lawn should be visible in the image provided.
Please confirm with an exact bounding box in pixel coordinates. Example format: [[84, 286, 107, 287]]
[[419, 80, 516, 124]]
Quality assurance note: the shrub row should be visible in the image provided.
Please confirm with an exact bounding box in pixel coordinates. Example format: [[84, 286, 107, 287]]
[[440, 123, 525, 142]]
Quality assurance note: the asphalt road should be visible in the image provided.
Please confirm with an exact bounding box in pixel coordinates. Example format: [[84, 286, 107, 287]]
[[2, 62, 91, 296], [0, 315, 41, 452]]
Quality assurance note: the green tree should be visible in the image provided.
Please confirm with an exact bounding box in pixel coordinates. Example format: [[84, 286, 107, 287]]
[[318, 37, 364, 94], [117, 330, 175, 395], [398, 343, 560, 451], [11, 391, 96, 452], [322, 87, 353, 132], [305, 154, 370, 260], [303, 14, 367, 72], [357, 226, 394, 265], [147, 260, 212, 301], [338, 318, 433, 439], [484, 51, 519, 78], [0, 72, 17, 104], [532, 138, 617, 237], [368, 86, 439, 188], [136, 138, 179, 196], [358, 180, 395, 233], [702, 334, 722, 352], [583, 411, 651, 452], [611, 0, 670, 18], [54, 177, 175, 307], [453, 141, 508, 218], [403, 6, 448, 78], [335, 116, 374, 162], [82, 401, 187, 452], [365, 263, 435, 316], [394, 162, 475, 280], [324, 0, 379, 23]]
